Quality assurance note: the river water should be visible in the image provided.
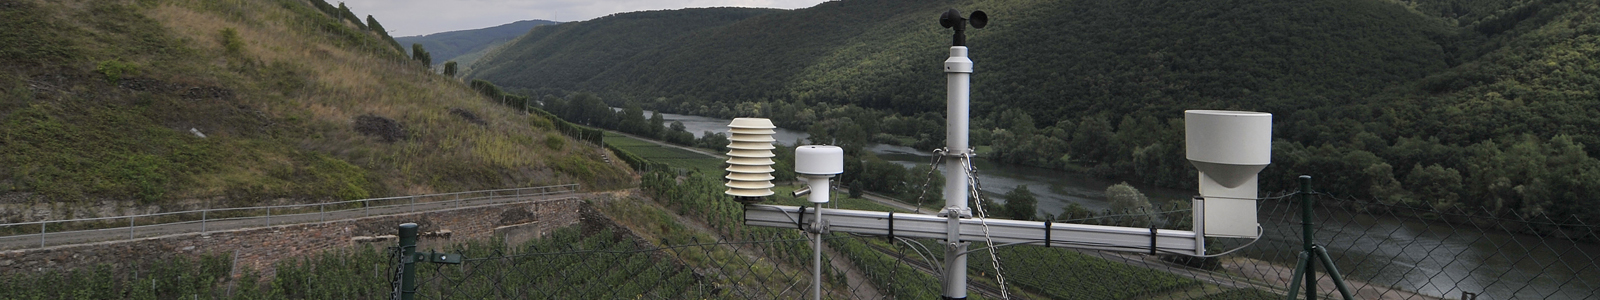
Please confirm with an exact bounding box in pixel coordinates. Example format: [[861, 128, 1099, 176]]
[[635, 109, 1599, 299]]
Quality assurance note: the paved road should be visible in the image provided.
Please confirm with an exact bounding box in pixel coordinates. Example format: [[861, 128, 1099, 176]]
[[0, 188, 579, 250]]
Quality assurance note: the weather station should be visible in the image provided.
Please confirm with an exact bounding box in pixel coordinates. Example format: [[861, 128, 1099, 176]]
[[732, 9, 1276, 300]]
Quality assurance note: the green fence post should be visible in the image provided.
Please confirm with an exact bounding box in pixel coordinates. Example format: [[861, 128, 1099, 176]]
[[398, 223, 418, 300], [1300, 175, 1316, 300]]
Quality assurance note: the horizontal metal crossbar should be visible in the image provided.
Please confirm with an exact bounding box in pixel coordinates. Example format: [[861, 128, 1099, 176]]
[[744, 204, 1202, 256]]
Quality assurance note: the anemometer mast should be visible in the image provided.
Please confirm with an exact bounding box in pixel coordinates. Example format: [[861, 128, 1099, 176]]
[[937, 8, 985, 299], [733, 8, 1273, 299]]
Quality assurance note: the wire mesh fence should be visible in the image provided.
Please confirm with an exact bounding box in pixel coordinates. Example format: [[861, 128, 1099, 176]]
[[374, 189, 1598, 300], [0, 184, 579, 250], [388, 227, 950, 299]]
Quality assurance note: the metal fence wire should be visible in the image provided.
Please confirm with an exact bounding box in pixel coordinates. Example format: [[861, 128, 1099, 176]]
[[391, 228, 948, 299], [379, 191, 1598, 300]]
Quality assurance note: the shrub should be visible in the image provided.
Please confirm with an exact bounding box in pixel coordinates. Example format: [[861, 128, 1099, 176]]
[[219, 27, 243, 56], [544, 133, 566, 150], [94, 59, 137, 84]]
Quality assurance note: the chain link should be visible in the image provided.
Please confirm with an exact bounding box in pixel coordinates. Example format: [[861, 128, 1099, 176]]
[[959, 150, 1011, 299], [910, 148, 947, 213], [387, 245, 410, 300]]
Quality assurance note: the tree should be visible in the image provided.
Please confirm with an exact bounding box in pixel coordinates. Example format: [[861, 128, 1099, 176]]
[[648, 111, 665, 138], [311, 0, 338, 17], [366, 15, 403, 52], [337, 2, 366, 30], [618, 103, 648, 135], [1070, 115, 1115, 163], [442, 61, 458, 77], [696, 131, 730, 152], [410, 43, 432, 69], [1406, 164, 1463, 211], [1003, 185, 1039, 220], [1059, 202, 1095, 221], [1106, 182, 1152, 227]]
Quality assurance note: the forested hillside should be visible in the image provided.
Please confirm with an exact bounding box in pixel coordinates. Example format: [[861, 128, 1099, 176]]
[[469, 0, 1600, 224], [0, 0, 628, 218], [394, 19, 555, 69]]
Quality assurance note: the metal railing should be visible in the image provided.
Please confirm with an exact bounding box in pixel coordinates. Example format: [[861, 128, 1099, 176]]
[[0, 184, 580, 250]]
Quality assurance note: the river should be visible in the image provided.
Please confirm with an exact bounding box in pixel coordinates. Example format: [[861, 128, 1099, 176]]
[[632, 109, 1599, 299]]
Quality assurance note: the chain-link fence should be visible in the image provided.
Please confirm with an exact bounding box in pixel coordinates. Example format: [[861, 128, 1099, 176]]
[[388, 227, 944, 299], [0, 184, 578, 250], [371, 188, 1597, 300]]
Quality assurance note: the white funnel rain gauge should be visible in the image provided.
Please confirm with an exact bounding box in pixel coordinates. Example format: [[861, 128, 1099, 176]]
[[1186, 110, 1272, 238]]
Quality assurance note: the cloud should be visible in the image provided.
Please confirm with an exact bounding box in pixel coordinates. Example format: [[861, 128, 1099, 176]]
[[340, 0, 825, 36]]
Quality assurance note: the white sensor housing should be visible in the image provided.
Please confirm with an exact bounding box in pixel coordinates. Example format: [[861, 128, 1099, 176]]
[[795, 146, 844, 176], [725, 118, 778, 198], [1185, 110, 1272, 238], [795, 145, 843, 203]]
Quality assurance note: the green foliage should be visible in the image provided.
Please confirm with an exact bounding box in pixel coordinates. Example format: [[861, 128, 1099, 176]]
[[469, 0, 1600, 224], [1106, 182, 1151, 213], [304, 153, 373, 200], [335, 2, 365, 30], [602, 132, 709, 172], [278, 0, 398, 58], [95, 59, 138, 84], [1106, 182, 1153, 227], [394, 20, 556, 67], [0, 0, 82, 66], [0, 253, 233, 299], [410, 43, 431, 68], [969, 246, 1201, 300], [1003, 185, 1038, 220], [542, 132, 565, 150], [442, 60, 458, 77], [219, 27, 244, 56], [309, 0, 338, 18], [1191, 288, 1282, 300], [1, 102, 218, 202], [365, 15, 404, 52]]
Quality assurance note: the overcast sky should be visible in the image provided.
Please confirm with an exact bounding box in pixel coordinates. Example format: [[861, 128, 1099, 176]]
[[341, 0, 828, 37]]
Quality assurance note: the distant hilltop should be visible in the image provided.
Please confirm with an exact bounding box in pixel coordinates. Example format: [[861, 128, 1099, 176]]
[[397, 20, 559, 68]]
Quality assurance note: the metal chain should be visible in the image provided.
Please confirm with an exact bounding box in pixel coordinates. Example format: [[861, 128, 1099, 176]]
[[388, 245, 410, 300], [911, 148, 947, 213], [961, 151, 1010, 299]]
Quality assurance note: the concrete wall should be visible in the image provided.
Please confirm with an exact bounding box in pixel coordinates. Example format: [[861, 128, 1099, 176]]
[[0, 196, 588, 278]]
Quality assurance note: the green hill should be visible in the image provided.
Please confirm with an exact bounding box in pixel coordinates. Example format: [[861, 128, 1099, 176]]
[[394, 19, 556, 69], [0, 0, 629, 217], [467, 0, 1600, 223]]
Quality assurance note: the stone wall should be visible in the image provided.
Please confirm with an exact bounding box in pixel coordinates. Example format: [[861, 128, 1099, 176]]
[[0, 196, 589, 278]]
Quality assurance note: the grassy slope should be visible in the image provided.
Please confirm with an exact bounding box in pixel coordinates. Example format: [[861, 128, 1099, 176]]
[[0, 0, 629, 216]]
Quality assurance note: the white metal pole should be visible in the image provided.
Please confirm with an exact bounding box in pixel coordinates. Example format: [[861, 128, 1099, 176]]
[[1193, 197, 1206, 256], [813, 202, 824, 300], [942, 45, 973, 299], [804, 174, 832, 300]]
